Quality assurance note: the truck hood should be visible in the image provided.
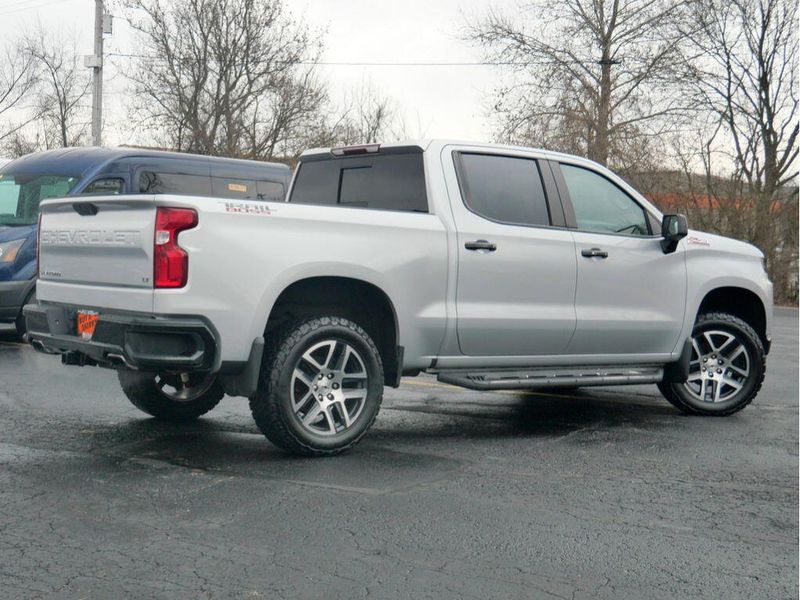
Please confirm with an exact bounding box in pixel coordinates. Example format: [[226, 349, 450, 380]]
[[0, 224, 35, 244], [685, 229, 763, 260]]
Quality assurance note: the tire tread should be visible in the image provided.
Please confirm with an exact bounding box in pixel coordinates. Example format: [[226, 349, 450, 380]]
[[658, 311, 765, 416], [118, 371, 224, 422], [249, 316, 383, 457]]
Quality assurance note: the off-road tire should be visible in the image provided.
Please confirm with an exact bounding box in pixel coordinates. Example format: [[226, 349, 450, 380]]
[[658, 312, 765, 416], [118, 370, 224, 422], [249, 316, 384, 457]]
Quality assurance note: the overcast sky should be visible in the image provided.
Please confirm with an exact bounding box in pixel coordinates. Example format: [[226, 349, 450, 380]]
[[1, 0, 509, 146]]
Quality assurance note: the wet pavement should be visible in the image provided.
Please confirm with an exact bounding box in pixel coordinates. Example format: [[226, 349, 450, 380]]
[[0, 310, 797, 599]]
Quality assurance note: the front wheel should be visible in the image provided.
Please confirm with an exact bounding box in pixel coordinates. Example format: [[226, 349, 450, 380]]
[[118, 370, 224, 422], [658, 312, 765, 416], [250, 316, 384, 456]]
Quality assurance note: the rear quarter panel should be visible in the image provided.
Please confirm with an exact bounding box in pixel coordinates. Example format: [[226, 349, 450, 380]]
[[153, 197, 450, 367]]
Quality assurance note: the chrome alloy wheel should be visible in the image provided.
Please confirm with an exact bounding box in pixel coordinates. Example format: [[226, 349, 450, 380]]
[[290, 339, 369, 436], [155, 372, 217, 402], [684, 329, 751, 403]]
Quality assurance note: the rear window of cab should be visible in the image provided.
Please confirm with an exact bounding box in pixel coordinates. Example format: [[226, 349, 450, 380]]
[[290, 153, 428, 213]]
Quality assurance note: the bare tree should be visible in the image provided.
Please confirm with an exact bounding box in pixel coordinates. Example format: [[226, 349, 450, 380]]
[[0, 42, 39, 145], [685, 0, 797, 201], [123, 0, 326, 160], [468, 0, 691, 168], [23, 26, 91, 148], [311, 79, 403, 148], [679, 0, 798, 302]]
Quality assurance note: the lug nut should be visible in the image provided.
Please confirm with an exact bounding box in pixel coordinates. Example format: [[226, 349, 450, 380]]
[[327, 393, 334, 400], [702, 367, 706, 372], [718, 359, 723, 365], [318, 394, 323, 400], [318, 374, 324, 380], [717, 368, 722, 374], [313, 385, 318, 391], [327, 373, 334, 379], [332, 383, 339, 389]]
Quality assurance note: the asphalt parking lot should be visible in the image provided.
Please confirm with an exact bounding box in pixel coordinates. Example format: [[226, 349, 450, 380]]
[[0, 310, 797, 600]]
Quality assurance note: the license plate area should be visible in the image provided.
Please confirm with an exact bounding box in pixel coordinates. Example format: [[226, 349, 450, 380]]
[[76, 310, 99, 340]]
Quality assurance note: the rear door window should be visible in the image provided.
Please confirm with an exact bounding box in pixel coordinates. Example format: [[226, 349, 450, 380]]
[[456, 153, 551, 226], [290, 153, 428, 212]]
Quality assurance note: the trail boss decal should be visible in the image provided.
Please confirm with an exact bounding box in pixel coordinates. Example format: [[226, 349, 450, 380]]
[[222, 201, 274, 216], [687, 236, 711, 246]]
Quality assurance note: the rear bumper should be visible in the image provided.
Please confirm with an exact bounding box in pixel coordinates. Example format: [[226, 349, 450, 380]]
[[0, 279, 33, 322], [24, 303, 219, 372]]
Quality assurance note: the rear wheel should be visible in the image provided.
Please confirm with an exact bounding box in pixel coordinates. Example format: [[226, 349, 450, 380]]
[[118, 370, 224, 422], [658, 312, 765, 416], [250, 316, 384, 456]]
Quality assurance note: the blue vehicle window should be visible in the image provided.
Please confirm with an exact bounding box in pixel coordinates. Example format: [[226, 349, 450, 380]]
[[81, 178, 125, 195], [256, 180, 285, 201], [139, 171, 212, 196], [0, 173, 78, 226]]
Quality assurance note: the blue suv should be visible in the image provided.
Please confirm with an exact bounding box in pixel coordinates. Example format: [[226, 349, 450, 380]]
[[0, 147, 291, 337]]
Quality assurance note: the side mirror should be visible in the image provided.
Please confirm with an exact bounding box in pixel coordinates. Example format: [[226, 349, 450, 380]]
[[661, 214, 688, 253]]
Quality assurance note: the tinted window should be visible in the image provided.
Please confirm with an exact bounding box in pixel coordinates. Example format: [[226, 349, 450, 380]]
[[290, 153, 428, 212], [256, 180, 285, 201], [82, 178, 124, 195], [139, 171, 212, 196], [210, 177, 285, 202], [289, 160, 339, 206], [212, 177, 258, 199], [458, 153, 550, 226], [560, 164, 649, 236]]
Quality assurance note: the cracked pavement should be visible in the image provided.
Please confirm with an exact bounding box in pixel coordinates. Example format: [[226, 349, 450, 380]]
[[0, 310, 797, 599]]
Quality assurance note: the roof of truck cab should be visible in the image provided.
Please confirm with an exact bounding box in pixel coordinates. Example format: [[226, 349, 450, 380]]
[[298, 140, 603, 169], [0, 147, 291, 181]]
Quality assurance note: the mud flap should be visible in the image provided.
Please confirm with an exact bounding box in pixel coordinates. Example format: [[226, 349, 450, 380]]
[[662, 338, 692, 383]]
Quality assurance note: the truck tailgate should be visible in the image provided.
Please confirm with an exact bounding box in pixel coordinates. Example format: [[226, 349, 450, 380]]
[[37, 196, 156, 312]]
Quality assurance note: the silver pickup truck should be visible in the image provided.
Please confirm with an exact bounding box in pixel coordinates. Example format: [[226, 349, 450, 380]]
[[26, 141, 773, 456]]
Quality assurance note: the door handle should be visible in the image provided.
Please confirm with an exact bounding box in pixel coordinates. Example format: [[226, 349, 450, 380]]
[[581, 247, 608, 258], [465, 240, 497, 252]]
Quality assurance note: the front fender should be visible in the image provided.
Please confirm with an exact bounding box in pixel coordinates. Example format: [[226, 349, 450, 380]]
[[681, 241, 773, 348]]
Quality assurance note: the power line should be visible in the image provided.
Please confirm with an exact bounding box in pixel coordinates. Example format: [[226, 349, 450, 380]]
[[106, 53, 563, 67], [0, 0, 70, 17]]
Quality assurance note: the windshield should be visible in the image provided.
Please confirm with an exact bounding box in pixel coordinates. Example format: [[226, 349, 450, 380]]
[[0, 172, 79, 226]]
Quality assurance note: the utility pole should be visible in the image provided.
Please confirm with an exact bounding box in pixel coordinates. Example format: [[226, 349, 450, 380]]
[[90, 0, 104, 146]]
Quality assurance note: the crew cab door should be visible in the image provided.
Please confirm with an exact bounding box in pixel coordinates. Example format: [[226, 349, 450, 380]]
[[444, 147, 577, 356], [554, 162, 687, 357]]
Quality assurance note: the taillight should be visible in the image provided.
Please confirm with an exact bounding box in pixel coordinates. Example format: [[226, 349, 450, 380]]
[[36, 211, 42, 276], [154, 207, 198, 289]]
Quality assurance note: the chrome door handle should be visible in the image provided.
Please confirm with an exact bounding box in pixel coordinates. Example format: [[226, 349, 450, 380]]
[[465, 240, 497, 252], [581, 247, 608, 258]]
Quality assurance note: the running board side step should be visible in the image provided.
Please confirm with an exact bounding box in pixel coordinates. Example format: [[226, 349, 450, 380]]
[[435, 365, 664, 391]]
